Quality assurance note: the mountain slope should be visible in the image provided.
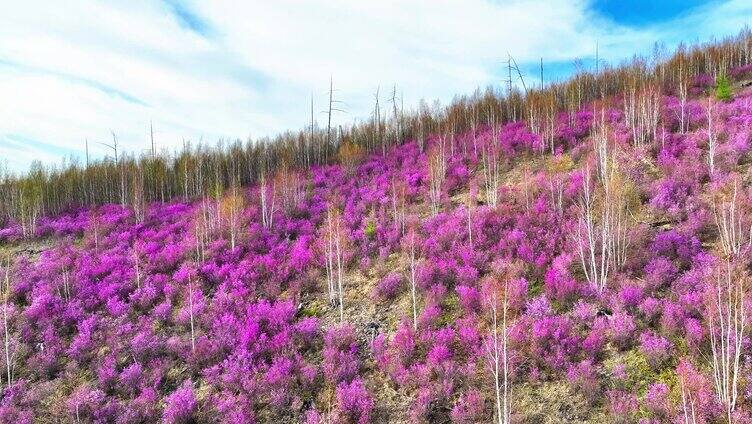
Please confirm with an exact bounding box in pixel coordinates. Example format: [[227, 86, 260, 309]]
[[3, 65, 752, 423]]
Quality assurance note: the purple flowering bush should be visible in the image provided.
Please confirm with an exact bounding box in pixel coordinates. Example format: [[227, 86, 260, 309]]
[[4, 66, 752, 422]]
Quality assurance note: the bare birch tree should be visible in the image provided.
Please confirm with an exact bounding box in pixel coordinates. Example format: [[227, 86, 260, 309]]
[[486, 278, 511, 424], [709, 260, 746, 423], [680, 372, 699, 424], [406, 228, 419, 330], [576, 115, 632, 292], [482, 114, 502, 208], [323, 205, 347, 322], [259, 171, 276, 230], [391, 177, 407, 236], [1, 256, 14, 388], [713, 179, 751, 257], [427, 142, 446, 216], [623, 85, 660, 149], [188, 270, 196, 352]]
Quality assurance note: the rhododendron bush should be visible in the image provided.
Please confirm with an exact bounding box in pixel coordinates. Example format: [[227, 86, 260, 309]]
[[3, 67, 752, 422]]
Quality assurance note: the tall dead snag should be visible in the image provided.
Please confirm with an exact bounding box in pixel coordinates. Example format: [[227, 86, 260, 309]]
[[324, 77, 346, 163], [389, 84, 404, 146], [484, 277, 512, 424], [373, 86, 384, 156], [576, 115, 633, 292], [308, 95, 316, 167], [323, 204, 347, 322], [713, 178, 751, 257], [708, 260, 746, 422], [427, 141, 447, 216], [482, 115, 502, 208]]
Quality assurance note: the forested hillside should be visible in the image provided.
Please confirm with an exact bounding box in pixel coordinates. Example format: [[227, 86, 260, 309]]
[[2, 31, 752, 423]]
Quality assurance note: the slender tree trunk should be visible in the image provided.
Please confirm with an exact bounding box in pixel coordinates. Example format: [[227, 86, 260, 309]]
[[2, 256, 12, 388], [188, 274, 196, 352], [409, 231, 418, 330]]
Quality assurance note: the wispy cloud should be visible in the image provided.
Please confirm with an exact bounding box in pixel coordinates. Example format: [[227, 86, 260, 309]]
[[0, 0, 750, 173], [162, 0, 213, 36], [0, 59, 148, 106]]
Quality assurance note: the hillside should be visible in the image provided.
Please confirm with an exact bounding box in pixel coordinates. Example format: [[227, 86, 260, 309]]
[[4, 57, 752, 423]]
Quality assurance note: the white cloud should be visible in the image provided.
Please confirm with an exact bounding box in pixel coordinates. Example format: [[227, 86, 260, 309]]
[[0, 0, 750, 172]]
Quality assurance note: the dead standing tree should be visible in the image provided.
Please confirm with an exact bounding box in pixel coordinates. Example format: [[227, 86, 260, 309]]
[[389, 84, 404, 147], [324, 77, 347, 164], [373, 86, 384, 155], [504, 53, 528, 122], [97, 132, 126, 207]]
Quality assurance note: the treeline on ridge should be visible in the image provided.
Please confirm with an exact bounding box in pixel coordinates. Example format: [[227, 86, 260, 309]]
[[2, 29, 752, 234]]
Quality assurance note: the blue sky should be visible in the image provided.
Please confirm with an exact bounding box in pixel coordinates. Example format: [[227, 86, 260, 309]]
[[1, 0, 750, 172], [593, 0, 710, 26]]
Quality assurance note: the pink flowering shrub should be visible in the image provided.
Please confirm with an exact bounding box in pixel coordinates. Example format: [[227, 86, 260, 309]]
[[639, 331, 672, 369], [162, 381, 197, 424], [450, 389, 485, 423], [7, 68, 752, 421], [374, 272, 403, 301], [567, 360, 599, 404], [609, 312, 637, 350], [335, 378, 374, 424], [644, 382, 670, 418], [607, 389, 638, 423], [324, 325, 360, 384]]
